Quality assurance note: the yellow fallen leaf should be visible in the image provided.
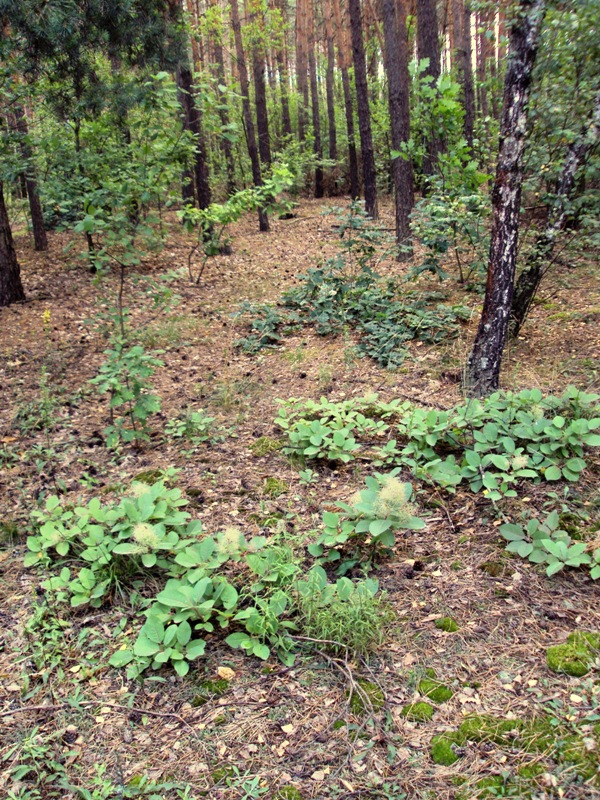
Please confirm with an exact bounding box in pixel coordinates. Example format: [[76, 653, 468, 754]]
[[281, 724, 295, 734], [217, 666, 235, 681], [311, 770, 325, 781]]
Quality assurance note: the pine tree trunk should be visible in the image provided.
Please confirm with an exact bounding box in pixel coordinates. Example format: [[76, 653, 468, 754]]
[[510, 88, 600, 337], [465, 0, 547, 398], [176, 65, 212, 209], [249, 5, 272, 168], [296, 0, 310, 142], [324, 0, 337, 165], [307, 0, 324, 198], [207, 0, 237, 195], [332, 0, 360, 198], [274, 0, 292, 138], [416, 0, 442, 177], [348, 0, 378, 217], [452, 0, 475, 149], [0, 181, 25, 307], [381, 0, 413, 256], [231, 0, 269, 231], [13, 104, 47, 251]]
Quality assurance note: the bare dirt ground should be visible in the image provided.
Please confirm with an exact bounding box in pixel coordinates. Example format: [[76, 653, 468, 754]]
[[1, 198, 599, 800]]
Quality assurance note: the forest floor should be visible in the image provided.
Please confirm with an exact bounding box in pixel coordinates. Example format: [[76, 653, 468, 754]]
[[1, 198, 600, 800]]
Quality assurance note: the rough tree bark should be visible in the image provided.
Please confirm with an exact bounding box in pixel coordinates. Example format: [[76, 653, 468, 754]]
[[464, 0, 547, 398], [296, 0, 310, 142], [176, 64, 212, 210], [348, 0, 378, 217], [13, 104, 48, 251], [510, 88, 600, 337], [416, 0, 442, 177], [332, 0, 360, 198], [230, 0, 269, 231], [381, 0, 413, 256], [0, 181, 26, 307]]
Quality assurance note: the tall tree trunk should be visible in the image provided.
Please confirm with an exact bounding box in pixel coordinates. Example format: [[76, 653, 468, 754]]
[[249, 3, 272, 168], [0, 181, 25, 307], [176, 65, 212, 209], [348, 0, 378, 217], [510, 89, 600, 337], [416, 0, 442, 177], [13, 104, 47, 251], [465, 0, 547, 398], [274, 0, 293, 138], [476, 9, 489, 119], [307, 0, 324, 197], [207, 0, 236, 195], [324, 0, 337, 165], [381, 0, 413, 256], [296, 0, 310, 142], [332, 0, 360, 198], [231, 0, 269, 230], [452, 0, 475, 149]]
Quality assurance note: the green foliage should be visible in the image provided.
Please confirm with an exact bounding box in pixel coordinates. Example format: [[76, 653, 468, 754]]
[[276, 388, 600, 506], [235, 204, 469, 367], [25, 476, 393, 677], [179, 164, 295, 283], [500, 511, 595, 579], [410, 190, 489, 285], [90, 336, 163, 448], [308, 473, 425, 574], [165, 407, 215, 444], [296, 566, 392, 656]]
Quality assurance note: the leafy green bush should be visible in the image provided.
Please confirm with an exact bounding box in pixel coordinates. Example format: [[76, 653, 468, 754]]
[[308, 472, 425, 574], [276, 387, 600, 503], [501, 511, 597, 579], [90, 338, 163, 448], [25, 477, 393, 677]]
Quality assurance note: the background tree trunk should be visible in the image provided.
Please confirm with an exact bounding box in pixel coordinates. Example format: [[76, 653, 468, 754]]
[[307, 0, 324, 198], [176, 64, 212, 210], [381, 0, 413, 255], [231, 0, 269, 230], [324, 0, 338, 168], [452, 0, 475, 149], [348, 0, 378, 217], [465, 0, 547, 398], [207, 0, 237, 195], [0, 181, 26, 307], [13, 104, 48, 251], [332, 0, 360, 198], [249, 4, 272, 169], [416, 0, 442, 177]]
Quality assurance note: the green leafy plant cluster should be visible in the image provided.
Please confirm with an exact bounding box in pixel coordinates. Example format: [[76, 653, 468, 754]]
[[235, 203, 470, 367], [164, 407, 215, 444], [501, 511, 599, 579], [308, 472, 425, 575], [25, 479, 391, 678], [179, 163, 296, 283], [276, 387, 600, 504], [90, 336, 163, 449]]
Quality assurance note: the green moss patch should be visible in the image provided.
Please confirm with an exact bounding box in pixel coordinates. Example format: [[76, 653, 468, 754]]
[[435, 616, 459, 632], [274, 787, 303, 800], [250, 436, 283, 456], [401, 701, 435, 722], [546, 630, 600, 677], [263, 477, 289, 497], [431, 734, 461, 765], [419, 677, 454, 703], [430, 713, 600, 784], [348, 680, 384, 715], [132, 469, 165, 485], [191, 678, 230, 707]]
